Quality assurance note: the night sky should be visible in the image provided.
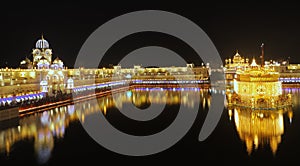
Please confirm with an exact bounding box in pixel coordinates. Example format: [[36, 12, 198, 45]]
[[1, 1, 300, 68]]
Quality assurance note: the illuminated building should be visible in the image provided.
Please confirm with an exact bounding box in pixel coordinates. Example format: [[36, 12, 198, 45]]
[[224, 50, 249, 80], [229, 58, 292, 109], [224, 48, 300, 85], [225, 44, 292, 109], [224, 44, 294, 155], [0, 35, 210, 100]]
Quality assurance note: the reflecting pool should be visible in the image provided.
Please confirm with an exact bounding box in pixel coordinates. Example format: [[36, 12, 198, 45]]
[[0, 87, 300, 165]]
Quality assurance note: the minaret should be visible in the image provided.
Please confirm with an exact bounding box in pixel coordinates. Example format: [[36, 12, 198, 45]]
[[260, 43, 264, 67]]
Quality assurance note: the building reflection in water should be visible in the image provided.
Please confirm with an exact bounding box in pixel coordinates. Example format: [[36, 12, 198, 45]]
[[0, 87, 212, 164], [1, 85, 296, 160], [1, 85, 297, 161], [228, 106, 293, 155], [0, 105, 73, 164], [226, 87, 294, 156]]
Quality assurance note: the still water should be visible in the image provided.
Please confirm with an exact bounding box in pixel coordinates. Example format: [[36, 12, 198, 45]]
[[0, 87, 300, 165]]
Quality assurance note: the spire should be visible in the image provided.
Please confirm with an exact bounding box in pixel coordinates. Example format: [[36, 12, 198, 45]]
[[41, 33, 44, 40]]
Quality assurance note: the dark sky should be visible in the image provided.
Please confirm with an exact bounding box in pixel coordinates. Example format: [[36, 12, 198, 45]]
[[1, 1, 300, 68]]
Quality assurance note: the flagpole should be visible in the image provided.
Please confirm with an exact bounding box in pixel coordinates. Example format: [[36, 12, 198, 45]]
[[261, 43, 264, 67]]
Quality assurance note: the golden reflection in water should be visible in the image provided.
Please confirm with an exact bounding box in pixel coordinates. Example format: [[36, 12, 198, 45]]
[[229, 106, 293, 155], [0, 105, 75, 164], [0, 87, 212, 163]]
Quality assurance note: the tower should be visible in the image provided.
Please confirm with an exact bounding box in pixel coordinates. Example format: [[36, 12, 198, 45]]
[[32, 35, 53, 68]]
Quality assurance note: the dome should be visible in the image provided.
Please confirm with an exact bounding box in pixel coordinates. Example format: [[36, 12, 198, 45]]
[[234, 50, 241, 57], [36, 36, 49, 49], [20, 57, 31, 65], [233, 50, 243, 63], [53, 57, 62, 64], [250, 58, 258, 67], [67, 78, 74, 84], [233, 51, 241, 60], [51, 57, 64, 69]]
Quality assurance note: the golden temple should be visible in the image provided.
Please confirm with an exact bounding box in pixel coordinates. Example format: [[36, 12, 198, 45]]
[[226, 44, 292, 109], [225, 44, 294, 155]]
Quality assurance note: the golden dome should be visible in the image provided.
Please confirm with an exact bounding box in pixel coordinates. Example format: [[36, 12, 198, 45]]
[[53, 57, 61, 64], [232, 50, 244, 64], [250, 58, 258, 67]]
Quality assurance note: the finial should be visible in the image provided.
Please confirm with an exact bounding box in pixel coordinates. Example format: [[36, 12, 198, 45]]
[[41, 33, 44, 40], [236, 49, 239, 54]]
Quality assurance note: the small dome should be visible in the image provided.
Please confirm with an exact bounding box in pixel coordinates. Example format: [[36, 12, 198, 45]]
[[53, 57, 62, 64], [234, 50, 241, 57], [233, 50, 243, 63], [67, 78, 74, 84], [36, 35, 49, 49], [20, 57, 31, 65], [250, 58, 258, 67]]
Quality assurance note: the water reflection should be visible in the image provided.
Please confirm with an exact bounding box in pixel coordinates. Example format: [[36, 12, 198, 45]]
[[1, 86, 298, 163], [226, 87, 295, 155], [0, 105, 73, 164], [0, 87, 212, 164], [228, 106, 293, 155]]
